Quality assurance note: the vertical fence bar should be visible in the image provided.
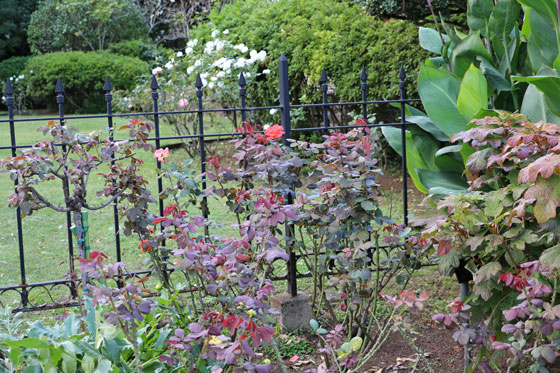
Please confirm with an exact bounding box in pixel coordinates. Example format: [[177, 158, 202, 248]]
[[320, 69, 329, 134], [55, 78, 78, 298], [150, 76, 171, 283], [151, 76, 164, 220], [5, 79, 28, 308], [196, 74, 210, 237], [398, 67, 408, 226], [239, 73, 247, 122], [279, 54, 297, 297], [361, 67, 368, 121], [104, 77, 122, 266]]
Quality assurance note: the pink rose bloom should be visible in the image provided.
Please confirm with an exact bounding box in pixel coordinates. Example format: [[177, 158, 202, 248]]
[[264, 124, 285, 140], [154, 147, 170, 162], [178, 98, 189, 108]]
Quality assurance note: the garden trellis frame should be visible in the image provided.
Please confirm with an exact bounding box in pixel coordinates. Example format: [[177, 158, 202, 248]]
[[1, 54, 421, 312]]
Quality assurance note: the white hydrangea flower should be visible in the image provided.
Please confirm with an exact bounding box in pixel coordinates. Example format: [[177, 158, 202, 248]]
[[213, 57, 227, 68], [249, 50, 258, 62], [210, 76, 218, 81], [223, 29, 230, 35], [187, 66, 195, 74], [176, 51, 183, 57], [201, 78, 208, 87], [257, 50, 267, 61], [165, 62, 174, 69], [152, 67, 163, 75], [214, 40, 225, 51], [222, 59, 233, 71], [264, 124, 270, 130], [187, 39, 198, 48], [18, 74, 24, 79], [269, 109, 277, 115], [234, 58, 246, 68], [263, 69, 271, 74], [194, 60, 202, 67], [233, 44, 248, 53], [208, 82, 215, 89], [185, 47, 193, 55], [200, 72, 209, 79], [211, 30, 219, 38], [216, 71, 225, 78], [245, 72, 251, 78], [205, 41, 214, 54]]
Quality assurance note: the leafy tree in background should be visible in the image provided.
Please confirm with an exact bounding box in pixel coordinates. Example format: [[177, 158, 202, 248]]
[[27, 0, 148, 54], [353, 0, 466, 25], [0, 0, 38, 60], [134, 0, 228, 46]]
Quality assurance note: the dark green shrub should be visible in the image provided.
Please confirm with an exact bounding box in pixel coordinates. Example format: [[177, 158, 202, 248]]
[[0, 56, 30, 82], [191, 0, 430, 122], [26, 52, 148, 113], [107, 39, 171, 67]]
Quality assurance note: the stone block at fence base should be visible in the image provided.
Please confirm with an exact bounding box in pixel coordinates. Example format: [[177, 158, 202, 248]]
[[270, 292, 313, 331]]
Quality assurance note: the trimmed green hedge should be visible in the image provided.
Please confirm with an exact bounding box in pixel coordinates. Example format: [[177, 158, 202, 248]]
[[192, 0, 429, 111], [26, 52, 148, 113]]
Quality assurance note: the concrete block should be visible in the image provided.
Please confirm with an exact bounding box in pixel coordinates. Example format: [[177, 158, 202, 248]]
[[270, 292, 313, 331]]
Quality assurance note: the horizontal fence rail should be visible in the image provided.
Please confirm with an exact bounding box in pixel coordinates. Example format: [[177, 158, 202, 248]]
[[1, 54, 419, 311]]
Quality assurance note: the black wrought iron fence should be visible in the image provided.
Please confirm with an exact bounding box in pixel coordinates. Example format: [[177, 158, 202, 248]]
[[0, 54, 420, 312]]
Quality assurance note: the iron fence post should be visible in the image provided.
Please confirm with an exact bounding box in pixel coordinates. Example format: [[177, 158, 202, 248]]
[[55, 78, 78, 299], [239, 73, 247, 122], [279, 53, 297, 297], [320, 69, 329, 134], [5, 79, 28, 308], [399, 67, 408, 226], [150, 75, 171, 283], [361, 67, 368, 121], [196, 74, 210, 238], [104, 77, 122, 264]]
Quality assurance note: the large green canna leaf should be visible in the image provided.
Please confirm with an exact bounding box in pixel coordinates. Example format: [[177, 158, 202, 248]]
[[418, 65, 468, 137], [419, 27, 449, 55], [467, 0, 494, 34], [450, 32, 493, 77], [526, 9, 559, 71], [416, 169, 469, 194], [521, 84, 560, 124], [381, 126, 435, 193], [513, 66, 560, 117], [457, 64, 488, 120], [488, 0, 520, 40], [478, 57, 513, 90]]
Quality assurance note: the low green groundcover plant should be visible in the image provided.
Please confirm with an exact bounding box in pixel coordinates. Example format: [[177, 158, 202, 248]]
[[414, 111, 560, 371]]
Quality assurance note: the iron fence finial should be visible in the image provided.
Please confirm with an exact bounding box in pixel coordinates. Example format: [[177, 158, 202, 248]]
[[4, 79, 14, 95], [150, 75, 159, 90], [320, 68, 328, 84], [238, 72, 246, 87], [195, 73, 203, 89], [361, 66, 368, 82], [55, 78, 65, 94], [104, 76, 113, 92]]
